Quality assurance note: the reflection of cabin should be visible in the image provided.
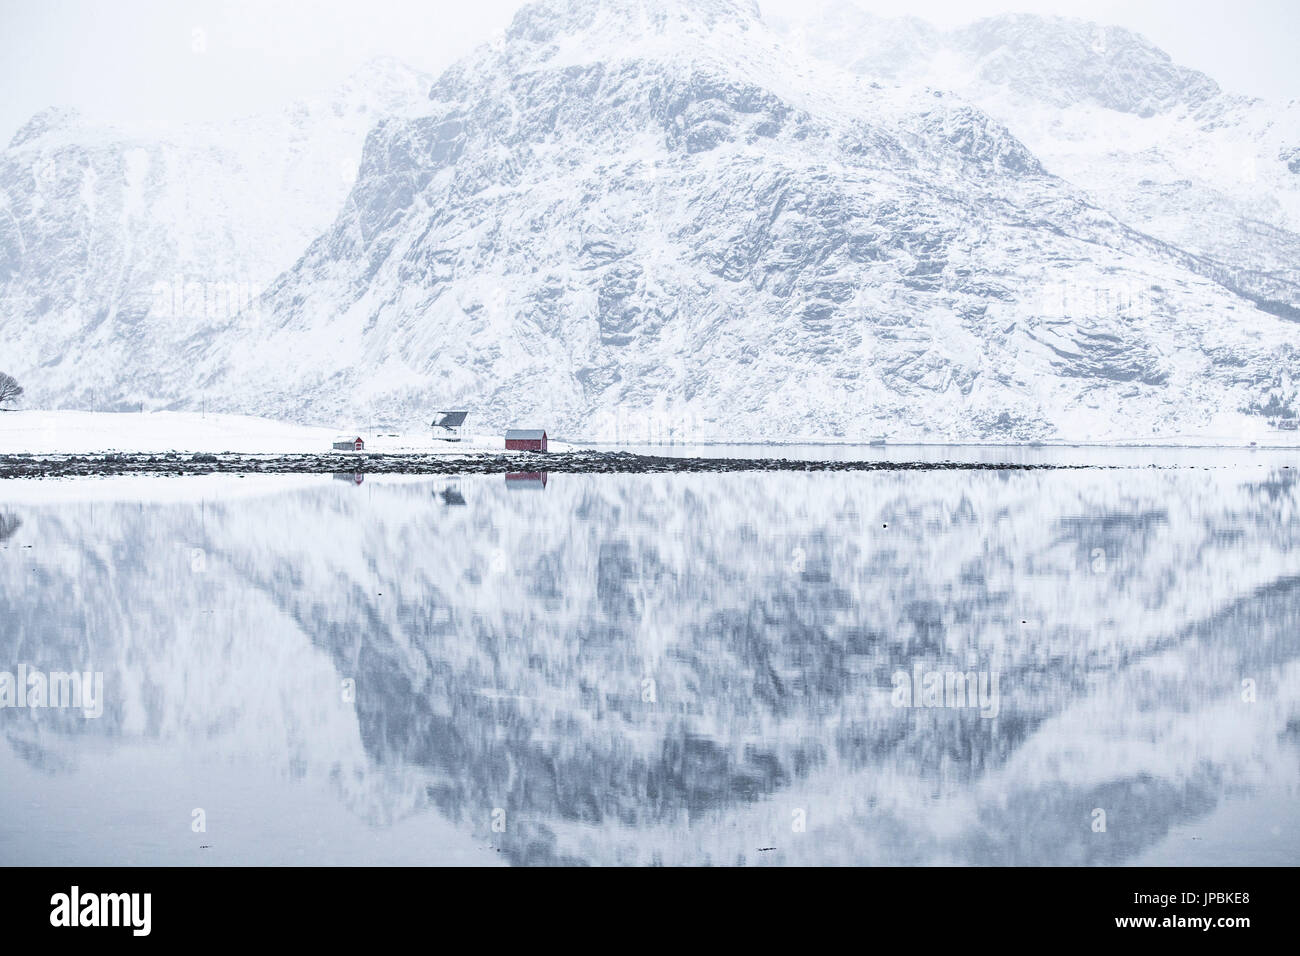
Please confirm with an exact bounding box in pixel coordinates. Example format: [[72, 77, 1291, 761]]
[[439, 485, 466, 506], [505, 471, 548, 490], [505, 428, 548, 452], [433, 411, 469, 441], [333, 437, 365, 451], [333, 472, 365, 485]]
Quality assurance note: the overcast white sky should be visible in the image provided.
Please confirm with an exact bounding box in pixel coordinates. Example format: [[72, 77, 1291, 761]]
[[1, 0, 1297, 144]]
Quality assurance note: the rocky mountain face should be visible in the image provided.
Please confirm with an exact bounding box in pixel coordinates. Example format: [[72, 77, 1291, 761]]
[[4, 0, 1299, 441], [0, 58, 431, 411], [770, 5, 1300, 340]]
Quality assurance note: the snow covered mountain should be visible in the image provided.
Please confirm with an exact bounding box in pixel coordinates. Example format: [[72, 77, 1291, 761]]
[[769, 5, 1300, 323], [198, 0, 1300, 441], [0, 57, 432, 410], [4, 0, 1300, 442]]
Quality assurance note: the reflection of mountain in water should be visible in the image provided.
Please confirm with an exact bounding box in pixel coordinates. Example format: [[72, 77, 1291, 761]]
[[1, 469, 1298, 865]]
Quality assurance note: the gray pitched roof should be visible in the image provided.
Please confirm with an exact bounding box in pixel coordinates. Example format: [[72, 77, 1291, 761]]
[[433, 411, 468, 428], [505, 429, 547, 440]]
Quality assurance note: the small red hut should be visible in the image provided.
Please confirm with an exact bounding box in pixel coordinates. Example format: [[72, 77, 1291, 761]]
[[505, 429, 547, 452]]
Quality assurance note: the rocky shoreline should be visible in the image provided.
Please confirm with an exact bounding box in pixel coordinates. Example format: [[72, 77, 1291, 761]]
[[0, 450, 1115, 479]]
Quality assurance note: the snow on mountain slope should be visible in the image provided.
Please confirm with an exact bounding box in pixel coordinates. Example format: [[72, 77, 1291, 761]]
[[192, 0, 1300, 442], [771, 4, 1300, 323], [4, 1, 1299, 442], [0, 57, 432, 412]]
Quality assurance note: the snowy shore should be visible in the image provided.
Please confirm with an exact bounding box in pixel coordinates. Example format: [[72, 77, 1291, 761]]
[[3, 410, 1300, 459], [0, 451, 1103, 479], [0, 410, 571, 456]]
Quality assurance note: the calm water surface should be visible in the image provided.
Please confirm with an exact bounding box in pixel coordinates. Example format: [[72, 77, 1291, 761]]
[[1, 461, 1298, 865]]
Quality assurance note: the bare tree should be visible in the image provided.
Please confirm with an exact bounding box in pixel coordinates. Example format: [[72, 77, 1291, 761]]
[[0, 372, 22, 408]]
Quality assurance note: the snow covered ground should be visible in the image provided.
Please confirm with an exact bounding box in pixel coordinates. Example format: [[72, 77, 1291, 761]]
[[0, 410, 572, 456], [0, 409, 1295, 458]]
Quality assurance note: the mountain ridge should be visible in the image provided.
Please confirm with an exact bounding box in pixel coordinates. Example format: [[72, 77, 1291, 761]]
[[190, 0, 1300, 440]]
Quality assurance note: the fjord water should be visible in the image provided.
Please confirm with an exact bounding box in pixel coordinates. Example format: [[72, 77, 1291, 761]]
[[1, 464, 1298, 866]]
